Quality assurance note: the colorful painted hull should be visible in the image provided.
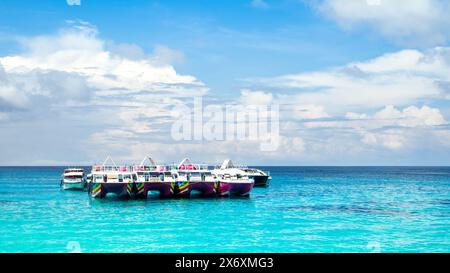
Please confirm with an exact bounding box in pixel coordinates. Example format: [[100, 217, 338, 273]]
[[141, 182, 173, 198], [190, 181, 216, 196], [170, 181, 190, 198], [229, 182, 253, 196], [89, 181, 254, 198], [216, 181, 254, 196], [215, 181, 231, 196], [89, 182, 133, 198]]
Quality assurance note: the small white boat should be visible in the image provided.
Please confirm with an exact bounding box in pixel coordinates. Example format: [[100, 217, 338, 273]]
[[61, 168, 86, 190], [213, 159, 271, 187]]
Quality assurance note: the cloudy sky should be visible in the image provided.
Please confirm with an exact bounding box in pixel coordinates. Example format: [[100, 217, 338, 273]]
[[1, 0, 450, 166]]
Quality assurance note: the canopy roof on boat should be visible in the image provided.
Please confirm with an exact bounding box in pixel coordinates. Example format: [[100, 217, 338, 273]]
[[178, 158, 193, 168], [139, 156, 157, 166], [102, 156, 117, 167], [220, 159, 235, 169], [64, 168, 84, 172]]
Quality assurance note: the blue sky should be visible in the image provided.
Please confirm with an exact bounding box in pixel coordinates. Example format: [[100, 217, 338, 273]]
[[0, 0, 450, 165]]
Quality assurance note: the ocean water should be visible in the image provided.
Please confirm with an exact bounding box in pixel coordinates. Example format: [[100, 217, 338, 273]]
[[0, 166, 449, 253]]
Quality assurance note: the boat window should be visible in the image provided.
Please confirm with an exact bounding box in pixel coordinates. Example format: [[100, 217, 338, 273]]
[[64, 175, 82, 179]]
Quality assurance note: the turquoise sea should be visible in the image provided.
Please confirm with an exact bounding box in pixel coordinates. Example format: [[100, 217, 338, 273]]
[[0, 166, 449, 253]]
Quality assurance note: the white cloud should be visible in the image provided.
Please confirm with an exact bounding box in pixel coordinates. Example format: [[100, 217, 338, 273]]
[[1, 25, 204, 100], [287, 136, 306, 154], [0, 112, 8, 121], [238, 90, 331, 119], [0, 23, 209, 164], [361, 131, 377, 145], [67, 0, 81, 6], [0, 64, 92, 110], [239, 89, 273, 105], [246, 46, 450, 160], [381, 133, 405, 150], [152, 45, 185, 65], [251, 0, 269, 9], [346, 112, 368, 120], [108, 42, 146, 60], [361, 130, 406, 150], [301, 104, 446, 151], [374, 105, 446, 127], [292, 104, 330, 120], [262, 47, 450, 112], [433, 130, 450, 147], [0, 24, 206, 114], [305, 105, 446, 129], [313, 0, 450, 46]]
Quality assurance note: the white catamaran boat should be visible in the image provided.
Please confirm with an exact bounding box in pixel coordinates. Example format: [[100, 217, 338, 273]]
[[61, 168, 86, 190], [88, 156, 137, 198], [213, 159, 271, 187], [175, 158, 254, 197]]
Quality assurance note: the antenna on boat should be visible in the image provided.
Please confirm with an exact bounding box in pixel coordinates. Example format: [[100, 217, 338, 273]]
[[102, 156, 117, 167], [140, 156, 156, 166]]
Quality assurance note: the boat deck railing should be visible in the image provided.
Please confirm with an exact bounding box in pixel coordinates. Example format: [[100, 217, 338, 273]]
[[214, 164, 249, 169], [92, 165, 134, 172], [167, 164, 210, 171], [92, 164, 217, 173]]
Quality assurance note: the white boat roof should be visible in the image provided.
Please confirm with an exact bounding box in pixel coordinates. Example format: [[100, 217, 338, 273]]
[[179, 157, 193, 167], [102, 156, 117, 167], [220, 159, 234, 169], [64, 168, 84, 176], [139, 156, 156, 166]]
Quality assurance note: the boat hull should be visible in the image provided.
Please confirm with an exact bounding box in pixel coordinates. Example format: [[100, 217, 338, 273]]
[[62, 180, 85, 191], [141, 182, 173, 198], [170, 181, 191, 198], [89, 182, 133, 198], [215, 181, 254, 196], [229, 182, 253, 196], [88, 180, 254, 198], [190, 181, 216, 196], [251, 175, 270, 187]]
